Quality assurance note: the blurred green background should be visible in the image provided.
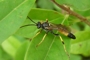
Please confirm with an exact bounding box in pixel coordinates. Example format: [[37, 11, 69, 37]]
[[0, 0, 90, 60]]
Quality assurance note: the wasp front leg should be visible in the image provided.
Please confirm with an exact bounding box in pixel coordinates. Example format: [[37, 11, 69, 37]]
[[36, 33, 47, 47], [26, 30, 42, 41]]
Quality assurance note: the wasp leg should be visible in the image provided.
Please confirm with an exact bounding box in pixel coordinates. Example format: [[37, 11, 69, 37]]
[[36, 33, 47, 47], [59, 36, 70, 59], [50, 31, 59, 36], [28, 30, 42, 41]]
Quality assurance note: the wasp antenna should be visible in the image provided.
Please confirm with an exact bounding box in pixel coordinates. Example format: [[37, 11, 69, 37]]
[[27, 16, 37, 24], [20, 24, 36, 28]]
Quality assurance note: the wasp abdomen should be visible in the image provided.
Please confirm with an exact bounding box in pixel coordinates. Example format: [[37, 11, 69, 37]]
[[67, 33, 76, 39]]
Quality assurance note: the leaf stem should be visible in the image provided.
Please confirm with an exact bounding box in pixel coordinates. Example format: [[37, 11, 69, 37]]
[[51, 0, 90, 26]]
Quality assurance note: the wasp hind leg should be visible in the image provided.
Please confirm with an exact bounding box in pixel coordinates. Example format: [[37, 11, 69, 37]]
[[50, 31, 59, 36], [50, 31, 70, 58], [59, 36, 70, 59]]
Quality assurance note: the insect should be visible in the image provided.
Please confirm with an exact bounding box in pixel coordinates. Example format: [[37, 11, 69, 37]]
[[21, 16, 76, 39], [21, 16, 76, 58]]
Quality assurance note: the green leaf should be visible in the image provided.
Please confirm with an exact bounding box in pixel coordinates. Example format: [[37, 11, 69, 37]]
[[0, 0, 35, 44], [1, 36, 21, 57], [71, 30, 90, 44], [0, 46, 12, 60], [15, 41, 29, 60], [70, 54, 81, 60], [29, 8, 64, 20], [56, 0, 90, 11], [37, 0, 54, 9], [71, 30, 90, 56]]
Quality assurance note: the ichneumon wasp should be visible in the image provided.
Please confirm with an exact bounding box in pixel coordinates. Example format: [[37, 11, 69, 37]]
[[21, 16, 76, 58], [21, 16, 76, 39]]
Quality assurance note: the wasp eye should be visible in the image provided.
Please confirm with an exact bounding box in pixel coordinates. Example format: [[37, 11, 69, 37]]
[[67, 33, 76, 39], [37, 22, 41, 29]]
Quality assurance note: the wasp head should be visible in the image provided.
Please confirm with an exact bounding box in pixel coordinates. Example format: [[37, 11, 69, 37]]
[[37, 22, 42, 29]]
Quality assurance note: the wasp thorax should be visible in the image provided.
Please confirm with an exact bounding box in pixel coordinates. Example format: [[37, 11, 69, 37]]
[[42, 22, 49, 29]]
